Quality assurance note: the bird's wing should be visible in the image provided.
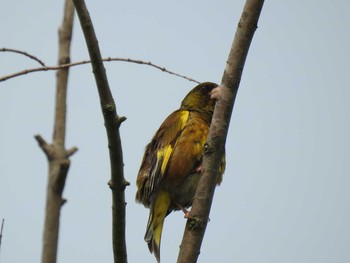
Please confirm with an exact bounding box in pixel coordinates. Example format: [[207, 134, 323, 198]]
[[136, 109, 192, 206]]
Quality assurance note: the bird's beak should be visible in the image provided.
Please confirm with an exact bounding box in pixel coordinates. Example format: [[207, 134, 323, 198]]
[[210, 85, 222, 100]]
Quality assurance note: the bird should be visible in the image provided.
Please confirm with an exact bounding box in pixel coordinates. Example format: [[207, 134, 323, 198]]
[[135, 82, 225, 262]]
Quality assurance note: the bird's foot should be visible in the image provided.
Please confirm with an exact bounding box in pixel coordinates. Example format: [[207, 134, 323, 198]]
[[183, 210, 190, 219], [175, 202, 191, 218], [210, 85, 222, 100], [195, 165, 202, 173]]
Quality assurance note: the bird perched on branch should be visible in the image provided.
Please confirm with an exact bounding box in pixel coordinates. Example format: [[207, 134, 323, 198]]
[[136, 82, 225, 262]]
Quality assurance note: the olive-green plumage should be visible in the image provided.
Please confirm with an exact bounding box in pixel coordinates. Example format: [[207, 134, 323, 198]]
[[136, 82, 225, 262]]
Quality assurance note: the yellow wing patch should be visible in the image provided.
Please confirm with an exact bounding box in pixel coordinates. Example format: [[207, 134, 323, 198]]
[[179, 110, 190, 130], [142, 110, 191, 201], [157, 145, 173, 175], [156, 110, 189, 176]]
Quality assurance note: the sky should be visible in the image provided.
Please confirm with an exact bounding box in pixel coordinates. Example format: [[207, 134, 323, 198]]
[[1, 0, 350, 262]]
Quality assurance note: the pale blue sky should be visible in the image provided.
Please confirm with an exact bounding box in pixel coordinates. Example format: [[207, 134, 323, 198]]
[[1, 1, 350, 262]]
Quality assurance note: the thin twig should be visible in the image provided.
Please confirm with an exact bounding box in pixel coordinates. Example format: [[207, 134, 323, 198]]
[[0, 218, 4, 259], [0, 57, 200, 84], [1, 48, 46, 66]]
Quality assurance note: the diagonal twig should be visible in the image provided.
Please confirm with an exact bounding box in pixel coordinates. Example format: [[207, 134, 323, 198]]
[[1, 48, 46, 66]]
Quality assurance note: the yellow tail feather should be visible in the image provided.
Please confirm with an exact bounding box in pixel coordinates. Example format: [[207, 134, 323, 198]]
[[144, 190, 171, 263]]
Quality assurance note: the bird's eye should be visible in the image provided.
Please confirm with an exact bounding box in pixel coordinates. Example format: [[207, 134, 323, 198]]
[[200, 85, 209, 93]]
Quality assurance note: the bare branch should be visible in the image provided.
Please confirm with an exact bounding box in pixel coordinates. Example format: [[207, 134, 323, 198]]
[[0, 57, 200, 83], [72, 0, 128, 262], [177, 1, 265, 262], [0, 218, 4, 258], [39, 1, 76, 263], [0, 47, 46, 66]]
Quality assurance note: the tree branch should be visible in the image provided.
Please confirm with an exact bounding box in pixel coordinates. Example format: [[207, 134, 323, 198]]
[[177, 1, 265, 262], [39, 1, 76, 263], [0, 218, 4, 258], [0, 56, 200, 84], [0, 47, 46, 66], [71, 1, 128, 263]]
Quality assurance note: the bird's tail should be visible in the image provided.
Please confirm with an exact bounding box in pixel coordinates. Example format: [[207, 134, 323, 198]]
[[144, 190, 171, 263]]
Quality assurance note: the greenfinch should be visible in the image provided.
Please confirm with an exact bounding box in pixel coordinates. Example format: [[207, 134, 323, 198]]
[[136, 82, 225, 262]]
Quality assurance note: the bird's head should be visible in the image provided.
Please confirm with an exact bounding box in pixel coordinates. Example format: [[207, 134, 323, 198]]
[[180, 82, 220, 113]]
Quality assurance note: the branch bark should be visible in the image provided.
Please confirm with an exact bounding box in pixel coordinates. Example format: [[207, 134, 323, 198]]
[[71, 1, 128, 263], [38, 1, 76, 263], [177, 1, 265, 262]]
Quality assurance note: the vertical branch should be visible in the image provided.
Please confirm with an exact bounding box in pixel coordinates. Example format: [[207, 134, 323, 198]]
[[71, 1, 128, 263], [0, 219, 4, 259], [37, 1, 77, 263], [177, 0, 265, 262], [53, 0, 74, 147]]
